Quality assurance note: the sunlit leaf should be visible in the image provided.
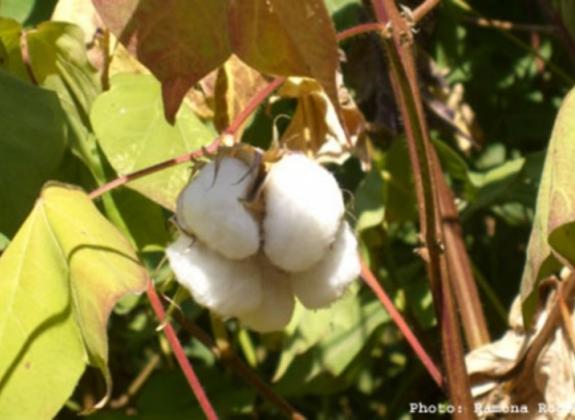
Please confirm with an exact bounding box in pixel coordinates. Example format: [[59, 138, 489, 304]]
[[91, 73, 216, 210], [0, 69, 68, 237], [93, 0, 231, 123], [274, 289, 388, 382], [520, 88, 575, 324], [0, 184, 146, 418], [274, 294, 388, 391]]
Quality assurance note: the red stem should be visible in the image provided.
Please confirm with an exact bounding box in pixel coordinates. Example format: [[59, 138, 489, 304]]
[[336, 22, 386, 42], [146, 278, 218, 420], [360, 260, 444, 389]]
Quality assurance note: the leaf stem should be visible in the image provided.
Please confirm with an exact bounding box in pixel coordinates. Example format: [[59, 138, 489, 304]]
[[360, 260, 444, 389], [146, 278, 218, 420]]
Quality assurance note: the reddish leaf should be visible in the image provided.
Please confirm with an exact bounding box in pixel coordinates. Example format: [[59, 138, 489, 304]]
[[228, 0, 340, 108], [93, 0, 231, 122]]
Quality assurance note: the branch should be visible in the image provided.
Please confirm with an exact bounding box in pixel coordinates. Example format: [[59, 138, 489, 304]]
[[369, 0, 475, 416], [146, 278, 218, 420]]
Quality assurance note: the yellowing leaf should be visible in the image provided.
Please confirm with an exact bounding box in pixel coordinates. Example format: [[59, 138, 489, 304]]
[[520, 88, 575, 324], [0, 184, 146, 418]]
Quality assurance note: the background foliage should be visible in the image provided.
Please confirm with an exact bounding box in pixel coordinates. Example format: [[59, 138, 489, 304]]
[[1, 0, 574, 418]]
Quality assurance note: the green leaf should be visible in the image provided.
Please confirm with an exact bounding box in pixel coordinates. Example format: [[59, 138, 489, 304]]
[[520, 88, 575, 324], [0, 69, 68, 237], [432, 137, 475, 200], [25, 21, 103, 174], [274, 289, 389, 383], [0, 18, 28, 80], [110, 188, 170, 252], [0, 184, 146, 419], [91, 73, 216, 210], [462, 151, 543, 219], [354, 165, 386, 232], [26, 21, 99, 113], [92, 0, 231, 122], [230, 0, 339, 108]]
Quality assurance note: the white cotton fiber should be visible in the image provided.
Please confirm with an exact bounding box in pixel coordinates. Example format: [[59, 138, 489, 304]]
[[176, 157, 260, 260], [262, 154, 344, 272], [166, 235, 262, 317], [238, 259, 295, 333], [292, 222, 360, 309]]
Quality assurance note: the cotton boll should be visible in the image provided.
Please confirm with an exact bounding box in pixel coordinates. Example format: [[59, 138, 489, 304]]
[[263, 154, 344, 272], [239, 260, 295, 333], [176, 157, 260, 260], [166, 235, 262, 317], [292, 222, 360, 309]]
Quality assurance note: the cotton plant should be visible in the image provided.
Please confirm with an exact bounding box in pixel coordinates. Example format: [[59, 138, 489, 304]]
[[166, 147, 361, 332]]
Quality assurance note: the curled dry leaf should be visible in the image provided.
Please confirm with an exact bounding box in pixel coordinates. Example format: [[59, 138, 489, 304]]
[[466, 288, 575, 419], [278, 77, 368, 166]]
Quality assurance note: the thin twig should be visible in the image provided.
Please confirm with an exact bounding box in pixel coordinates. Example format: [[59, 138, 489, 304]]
[[146, 279, 218, 420], [463, 16, 556, 34], [109, 353, 161, 409], [360, 261, 444, 389], [336, 22, 386, 42]]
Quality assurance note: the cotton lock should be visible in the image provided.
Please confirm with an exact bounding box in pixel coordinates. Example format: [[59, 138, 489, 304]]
[[176, 157, 260, 260], [166, 235, 262, 317], [168, 150, 360, 333], [263, 154, 345, 272], [292, 222, 361, 309]]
